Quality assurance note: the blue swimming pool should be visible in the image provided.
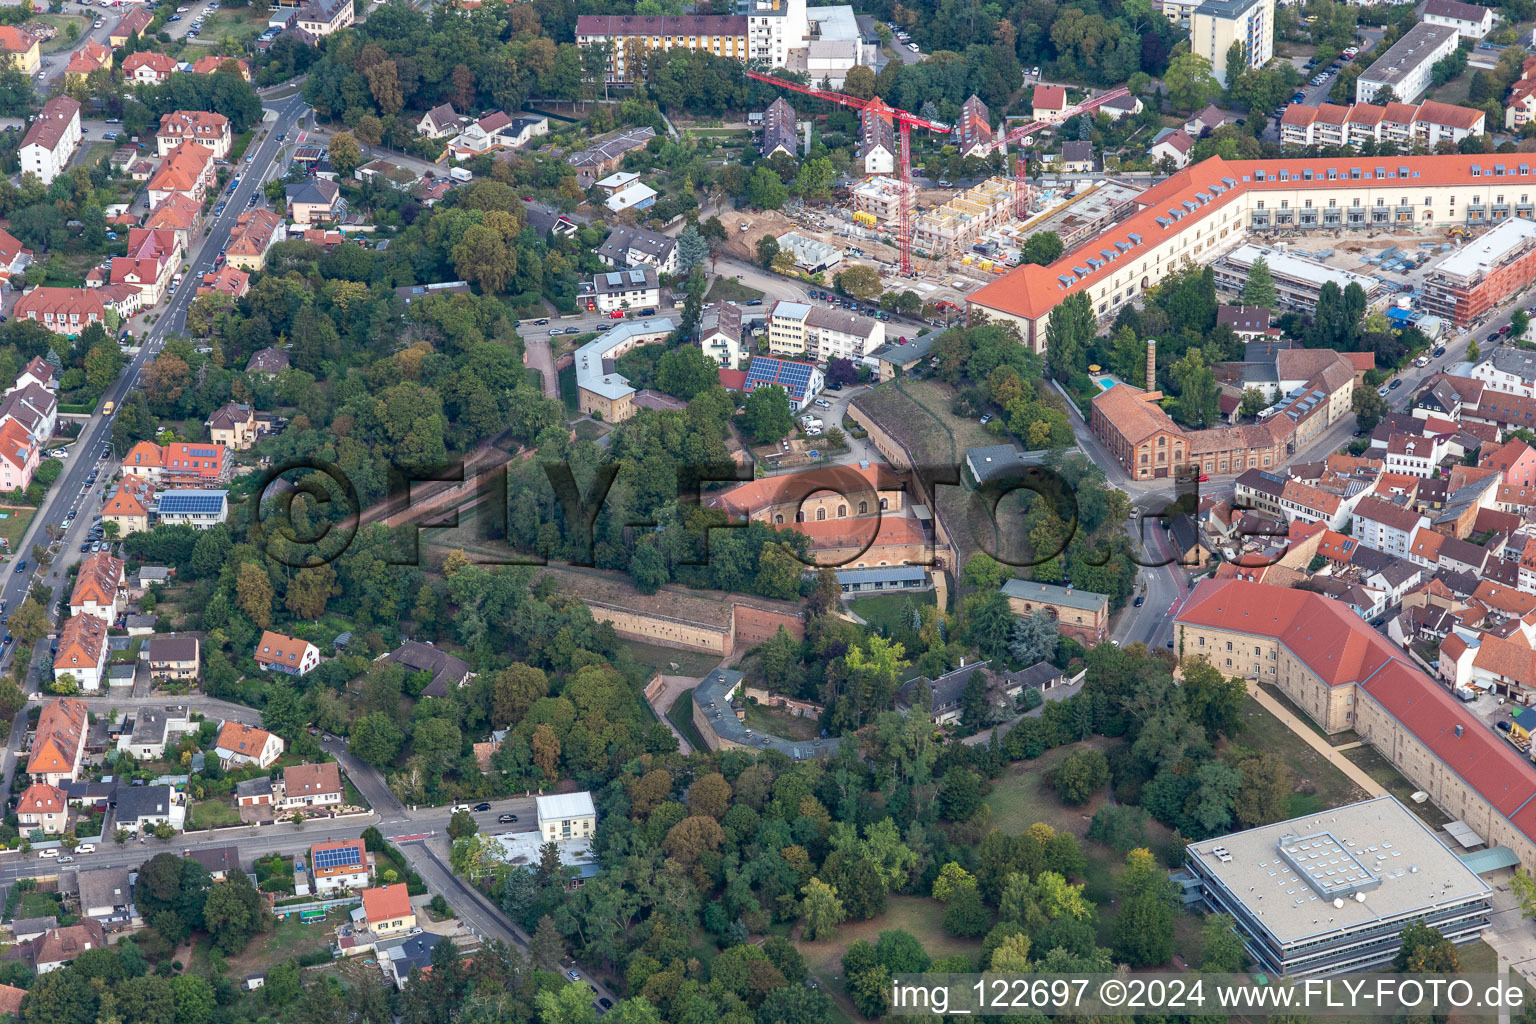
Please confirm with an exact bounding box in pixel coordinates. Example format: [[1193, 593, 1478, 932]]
[[1097, 378, 1116, 390]]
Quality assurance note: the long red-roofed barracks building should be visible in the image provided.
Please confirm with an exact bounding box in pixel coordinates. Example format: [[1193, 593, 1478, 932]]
[[967, 153, 1536, 353], [1176, 579, 1536, 872]]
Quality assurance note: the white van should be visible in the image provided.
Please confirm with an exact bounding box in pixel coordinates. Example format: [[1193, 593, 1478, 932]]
[[451, 803, 471, 813]]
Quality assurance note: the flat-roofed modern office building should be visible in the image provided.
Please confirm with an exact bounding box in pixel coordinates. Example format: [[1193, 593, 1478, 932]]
[[1183, 796, 1492, 976]]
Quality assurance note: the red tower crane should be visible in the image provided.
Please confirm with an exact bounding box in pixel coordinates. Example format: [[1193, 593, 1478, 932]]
[[1003, 87, 1132, 219], [745, 70, 951, 276]]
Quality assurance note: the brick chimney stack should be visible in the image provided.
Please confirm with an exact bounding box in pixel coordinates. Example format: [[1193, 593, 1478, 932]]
[[1146, 339, 1156, 392]]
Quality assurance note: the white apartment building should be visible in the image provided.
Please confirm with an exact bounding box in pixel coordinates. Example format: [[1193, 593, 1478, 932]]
[[1280, 100, 1486, 150], [765, 300, 884, 360], [1423, 0, 1494, 40], [589, 267, 659, 314], [1384, 433, 1448, 476], [1191, 0, 1274, 87], [1470, 347, 1536, 399], [1351, 497, 1429, 558], [21, 96, 81, 186], [1355, 23, 1460, 103], [536, 792, 597, 842]]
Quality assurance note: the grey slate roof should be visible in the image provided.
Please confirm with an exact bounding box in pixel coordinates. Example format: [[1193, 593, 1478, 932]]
[[1000, 578, 1108, 613]]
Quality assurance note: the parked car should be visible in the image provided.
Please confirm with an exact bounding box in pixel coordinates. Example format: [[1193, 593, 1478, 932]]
[[473, 802, 492, 812], [13, 561, 24, 574], [498, 813, 518, 823], [608, 310, 625, 318], [37, 848, 56, 859], [1389, 378, 1402, 389], [1133, 595, 1145, 607], [1433, 346, 1446, 356]]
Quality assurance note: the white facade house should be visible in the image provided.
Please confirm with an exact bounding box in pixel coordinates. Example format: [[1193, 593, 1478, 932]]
[[1350, 498, 1429, 559], [765, 300, 885, 361], [536, 791, 597, 842], [1355, 23, 1460, 103], [1470, 348, 1536, 399], [589, 267, 659, 314], [1384, 433, 1448, 477], [1423, 0, 1494, 40], [20, 97, 82, 186]]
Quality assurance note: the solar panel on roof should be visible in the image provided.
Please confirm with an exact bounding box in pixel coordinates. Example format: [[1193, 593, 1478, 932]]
[[313, 843, 362, 870]]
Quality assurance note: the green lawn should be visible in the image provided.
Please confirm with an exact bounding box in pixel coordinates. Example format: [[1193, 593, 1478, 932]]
[[704, 277, 765, 304], [666, 689, 709, 753], [16, 890, 63, 919], [618, 639, 722, 677], [1227, 695, 1368, 817], [572, 420, 609, 443], [0, 507, 36, 556], [188, 799, 241, 829], [1342, 745, 1451, 827], [849, 591, 933, 633], [193, 7, 270, 44], [34, 15, 91, 53], [741, 700, 820, 741], [205, 906, 343, 979], [231, 129, 255, 161], [795, 895, 980, 1022]]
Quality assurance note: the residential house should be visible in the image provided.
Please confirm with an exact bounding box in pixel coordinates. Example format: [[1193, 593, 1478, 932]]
[[122, 51, 176, 84], [1149, 127, 1194, 168], [699, 303, 744, 367], [186, 845, 241, 880], [0, 227, 34, 290], [381, 932, 445, 989], [197, 266, 250, 300], [1185, 104, 1232, 136], [189, 55, 251, 79], [857, 99, 896, 173], [207, 402, 257, 450], [354, 160, 418, 191], [145, 636, 200, 683], [154, 489, 228, 528], [1351, 497, 1430, 558], [121, 441, 229, 486], [286, 178, 342, 226], [102, 478, 155, 536], [64, 41, 112, 86], [109, 8, 152, 46], [254, 631, 320, 676], [20, 96, 81, 185], [11, 356, 53, 394], [1031, 84, 1068, 117], [0, 381, 57, 442], [445, 112, 548, 160], [567, 127, 656, 189], [16, 783, 68, 835], [279, 762, 343, 813], [1423, 0, 1495, 38], [214, 722, 284, 768], [762, 96, 798, 157], [956, 93, 993, 156], [114, 784, 185, 832], [27, 699, 90, 788], [143, 194, 202, 252], [245, 345, 289, 375], [589, 267, 659, 314], [360, 884, 415, 938], [309, 838, 371, 895], [226, 210, 286, 271], [26, 921, 107, 973], [0, 985, 23, 1017], [8, 918, 55, 944], [416, 103, 464, 139], [0, 26, 39, 75], [1059, 140, 1095, 174], [594, 225, 678, 276], [69, 551, 124, 622], [536, 792, 597, 842], [1217, 304, 1275, 340], [294, 0, 354, 37], [156, 111, 232, 159], [114, 706, 192, 760], [148, 143, 216, 207], [13, 287, 107, 337], [53, 614, 107, 692], [0, 418, 37, 493], [595, 171, 656, 213], [378, 641, 474, 698]]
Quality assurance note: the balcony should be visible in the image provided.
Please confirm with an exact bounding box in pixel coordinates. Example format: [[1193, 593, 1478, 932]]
[[1250, 211, 1270, 228], [1346, 211, 1366, 226], [1275, 211, 1295, 226], [1518, 203, 1535, 217], [1371, 210, 1389, 224], [1322, 211, 1343, 227], [1299, 212, 1319, 227]]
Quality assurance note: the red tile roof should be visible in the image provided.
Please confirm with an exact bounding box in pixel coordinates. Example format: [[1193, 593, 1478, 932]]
[[362, 883, 411, 924], [28, 698, 87, 776], [1032, 85, 1066, 112], [17, 782, 66, 816]]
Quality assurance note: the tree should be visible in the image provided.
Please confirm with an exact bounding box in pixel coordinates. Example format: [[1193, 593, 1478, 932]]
[[328, 131, 363, 176], [745, 165, 789, 210], [447, 809, 479, 841], [349, 712, 403, 768], [1352, 385, 1386, 432], [1241, 256, 1278, 308], [1022, 231, 1064, 266], [740, 385, 794, 443], [202, 873, 267, 955], [1514, 869, 1536, 920], [1239, 387, 1266, 419], [1165, 52, 1221, 113], [1009, 611, 1059, 667], [1394, 920, 1461, 974], [800, 877, 846, 940], [234, 563, 273, 627], [686, 772, 732, 819], [1198, 913, 1248, 972], [1514, 309, 1530, 339], [8, 598, 47, 644], [756, 234, 780, 269], [453, 225, 516, 295], [835, 265, 883, 302], [1052, 748, 1110, 804], [937, 767, 982, 821], [961, 552, 1010, 591], [1233, 753, 1293, 827], [1112, 848, 1178, 967], [676, 225, 707, 273], [1171, 347, 1219, 429], [1045, 291, 1094, 381], [530, 914, 564, 970]]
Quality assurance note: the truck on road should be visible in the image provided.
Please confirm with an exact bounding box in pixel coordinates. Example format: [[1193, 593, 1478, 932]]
[[102, 401, 114, 415]]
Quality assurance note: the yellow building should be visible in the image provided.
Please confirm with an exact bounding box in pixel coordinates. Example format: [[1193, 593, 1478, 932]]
[[575, 14, 748, 83], [1191, 0, 1274, 88], [0, 27, 40, 76]]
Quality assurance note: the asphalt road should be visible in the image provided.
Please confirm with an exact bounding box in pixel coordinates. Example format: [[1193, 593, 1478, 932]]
[[33, 3, 117, 94]]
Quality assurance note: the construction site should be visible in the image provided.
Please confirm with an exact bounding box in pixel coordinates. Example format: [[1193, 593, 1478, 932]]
[[738, 71, 1143, 309]]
